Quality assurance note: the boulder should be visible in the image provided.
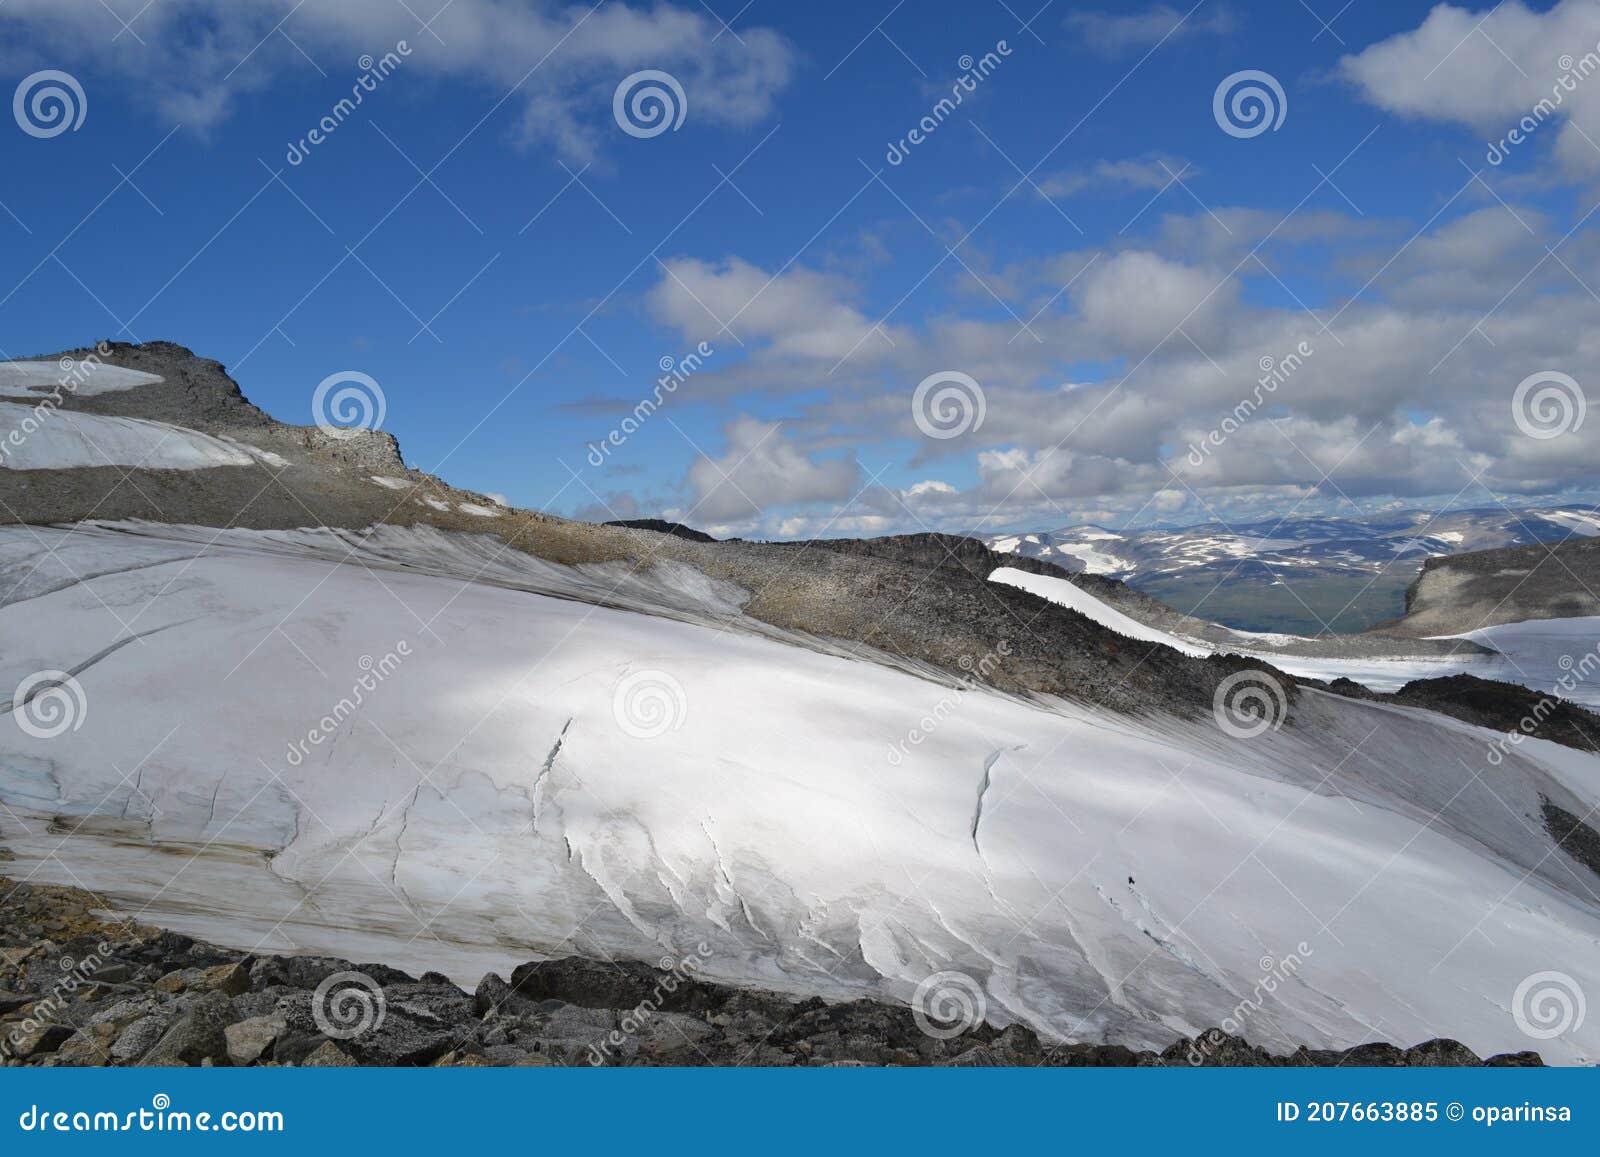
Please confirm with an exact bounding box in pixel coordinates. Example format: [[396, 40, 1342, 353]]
[[224, 1015, 286, 1066], [138, 991, 236, 1066], [202, 962, 250, 997], [110, 1015, 169, 1064], [301, 1040, 356, 1066], [1401, 1038, 1481, 1066]]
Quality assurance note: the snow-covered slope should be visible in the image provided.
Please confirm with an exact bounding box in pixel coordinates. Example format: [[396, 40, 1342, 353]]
[[2, 523, 1598, 1063]]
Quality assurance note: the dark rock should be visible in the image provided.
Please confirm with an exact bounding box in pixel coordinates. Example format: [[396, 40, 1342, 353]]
[[336, 982, 474, 1067], [1338, 1042, 1407, 1066], [507, 956, 723, 1015], [941, 1044, 1003, 1066], [1162, 1029, 1283, 1067], [138, 991, 237, 1066], [1484, 1050, 1545, 1066], [994, 1022, 1043, 1061], [244, 954, 413, 993], [1401, 1038, 1481, 1066], [1047, 1041, 1145, 1067], [604, 519, 717, 543], [473, 971, 540, 1018], [8, 1023, 74, 1058]]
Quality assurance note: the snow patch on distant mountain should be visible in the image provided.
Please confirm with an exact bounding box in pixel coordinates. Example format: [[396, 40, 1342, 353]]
[[0, 359, 162, 398], [0, 405, 258, 471], [987, 507, 1600, 584]]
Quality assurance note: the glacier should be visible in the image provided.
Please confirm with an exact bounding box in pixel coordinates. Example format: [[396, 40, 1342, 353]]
[[0, 522, 1596, 1063]]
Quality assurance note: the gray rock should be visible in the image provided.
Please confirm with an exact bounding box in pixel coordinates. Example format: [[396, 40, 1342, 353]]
[[481, 1044, 528, 1066], [110, 1015, 169, 1063], [301, 1040, 356, 1067], [224, 1015, 286, 1066], [139, 991, 237, 1066]]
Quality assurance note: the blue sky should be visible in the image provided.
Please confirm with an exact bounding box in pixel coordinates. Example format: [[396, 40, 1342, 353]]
[[1, 0, 1598, 538]]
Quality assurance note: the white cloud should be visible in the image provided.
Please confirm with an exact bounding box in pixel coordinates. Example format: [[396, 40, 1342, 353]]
[[1064, 4, 1235, 56], [1341, 0, 1600, 179], [1070, 249, 1238, 352], [1038, 156, 1196, 199], [685, 418, 863, 521], [650, 257, 899, 362], [0, 0, 794, 160], [631, 195, 1600, 533]]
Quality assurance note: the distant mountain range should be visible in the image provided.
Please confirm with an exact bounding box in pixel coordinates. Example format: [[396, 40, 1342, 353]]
[[988, 506, 1600, 635]]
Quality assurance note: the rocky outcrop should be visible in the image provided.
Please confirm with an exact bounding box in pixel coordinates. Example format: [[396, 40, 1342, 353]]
[[1396, 537, 1600, 635], [0, 879, 1544, 1068], [1324, 673, 1600, 756], [603, 518, 718, 543]]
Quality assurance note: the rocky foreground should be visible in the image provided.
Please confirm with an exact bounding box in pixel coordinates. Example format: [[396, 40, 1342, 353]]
[[0, 879, 1543, 1068]]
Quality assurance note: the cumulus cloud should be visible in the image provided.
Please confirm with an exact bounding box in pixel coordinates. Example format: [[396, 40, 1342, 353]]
[[650, 257, 899, 362], [635, 187, 1600, 537], [1341, 0, 1600, 179], [685, 418, 863, 522], [0, 0, 794, 160]]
